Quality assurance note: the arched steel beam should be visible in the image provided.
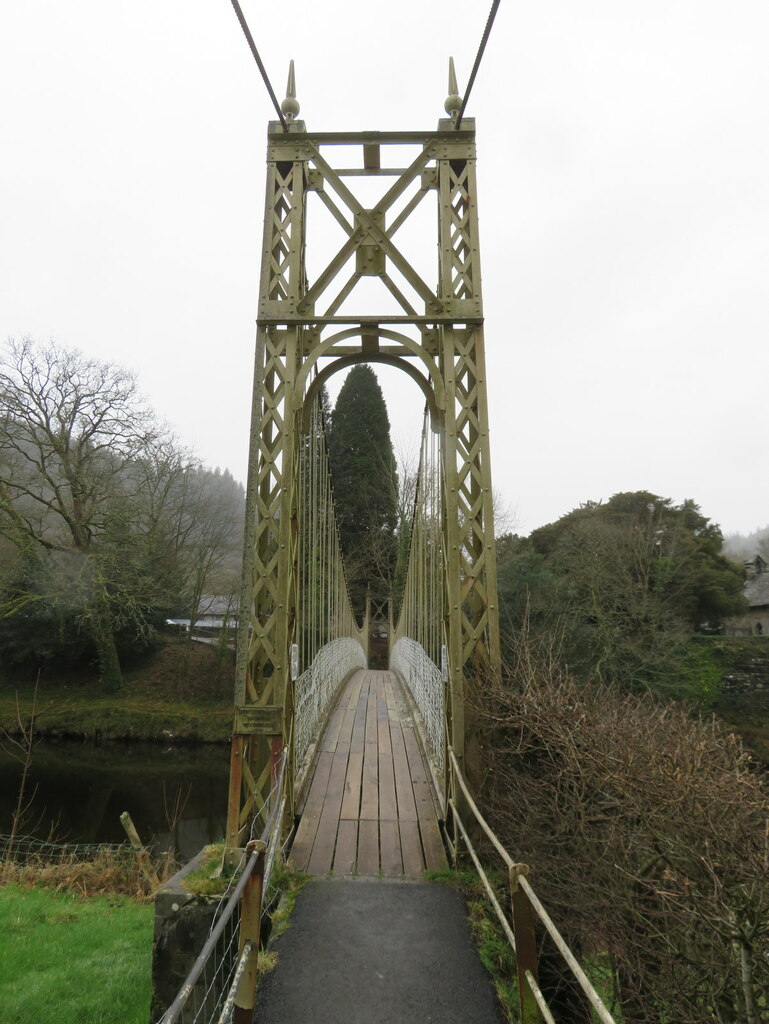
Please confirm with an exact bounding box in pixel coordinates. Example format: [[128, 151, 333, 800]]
[[295, 327, 445, 426], [302, 351, 441, 433]]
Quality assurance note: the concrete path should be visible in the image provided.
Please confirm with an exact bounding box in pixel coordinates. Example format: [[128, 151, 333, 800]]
[[254, 878, 503, 1023]]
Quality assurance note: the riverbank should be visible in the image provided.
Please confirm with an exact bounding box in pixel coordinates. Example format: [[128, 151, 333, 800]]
[[3, 634, 769, 756], [0, 636, 233, 743]]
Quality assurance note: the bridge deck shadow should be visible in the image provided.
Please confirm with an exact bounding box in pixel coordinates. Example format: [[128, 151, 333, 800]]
[[289, 669, 447, 877]]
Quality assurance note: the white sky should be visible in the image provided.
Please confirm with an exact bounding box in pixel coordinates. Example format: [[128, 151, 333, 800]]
[[2, 1, 767, 538]]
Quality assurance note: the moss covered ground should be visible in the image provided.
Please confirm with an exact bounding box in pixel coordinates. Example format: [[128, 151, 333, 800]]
[[671, 636, 769, 761]]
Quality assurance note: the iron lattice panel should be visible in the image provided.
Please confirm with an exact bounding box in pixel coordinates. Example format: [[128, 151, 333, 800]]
[[228, 120, 501, 845]]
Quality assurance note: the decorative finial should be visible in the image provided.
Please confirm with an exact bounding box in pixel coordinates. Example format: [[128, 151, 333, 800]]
[[444, 57, 462, 120], [281, 60, 300, 121]]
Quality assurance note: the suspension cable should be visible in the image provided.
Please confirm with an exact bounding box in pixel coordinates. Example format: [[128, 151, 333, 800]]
[[227, 0, 288, 129], [455, 0, 503, 127]]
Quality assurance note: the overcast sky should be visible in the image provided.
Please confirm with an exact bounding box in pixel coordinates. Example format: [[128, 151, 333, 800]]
[[2, 1, 767, 539]]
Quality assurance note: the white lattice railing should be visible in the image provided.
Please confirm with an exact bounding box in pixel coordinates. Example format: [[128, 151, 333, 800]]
[[294, 637, 367, 776], [391, 636, 445, 778]]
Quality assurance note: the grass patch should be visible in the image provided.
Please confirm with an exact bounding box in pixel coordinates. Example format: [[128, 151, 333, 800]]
[[182, 842, 231, 896], [265, 861, 309, 943], [426, 868, 622, 1023], [668, 636, 725, 705], [642, 635, 769, 709], [0, 690, 231, 743], [0, 884, 152, 1024]]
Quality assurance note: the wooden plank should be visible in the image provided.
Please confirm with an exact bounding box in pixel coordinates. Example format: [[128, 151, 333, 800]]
[[319, 670, 361, 751], [376, 698, 392, 754], [335, 675, 361, 743], [320, 704, 345, 752], [379, 820, 403, 878], [305, 741, 350, 875], [412, 779, 440, 821], [383, 673, 398, 709], [339, 704, 357, 743], [389, 674, 413, 720], [305, 806, 340, 876], [349, 675, 370, 754], [288, 750, 334, 870], [296, 676, 357, 814], [399, 820, 426, 878], [401, 723, 442, 820], [419, 817, 448, 872], [339, 750, 363, 819], [377, 749, 398, 820], [289, 820, 316, 872], [357, 819, 379, 876], [376, 693, 389, 722], [359, 740, 379, 819], [390, 721, 419, 822], [302, 748, 337, 803], [345, 670, 365, 707], [293, 668, 448, 878], [332, 819, 358, 876], [401, 722, 430, 782], [364, 675, 379, 745]]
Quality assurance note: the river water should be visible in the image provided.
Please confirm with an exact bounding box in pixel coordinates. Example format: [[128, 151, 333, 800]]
[[0, 739, 229, 862]]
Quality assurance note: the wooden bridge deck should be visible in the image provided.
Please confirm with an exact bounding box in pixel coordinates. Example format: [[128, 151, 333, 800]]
[[289, 669, 447, 878]]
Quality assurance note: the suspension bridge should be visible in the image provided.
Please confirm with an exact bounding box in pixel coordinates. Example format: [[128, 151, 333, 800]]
[[153, 13, 618, 1021]]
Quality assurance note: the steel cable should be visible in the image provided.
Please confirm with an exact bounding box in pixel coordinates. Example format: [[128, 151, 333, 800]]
[[226, 0, 287, 129], [456, 0, 503, 126]]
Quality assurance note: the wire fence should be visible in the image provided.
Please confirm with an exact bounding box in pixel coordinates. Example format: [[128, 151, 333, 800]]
[[294, 637, 367, 777], [390, 636, 445, 778], [157, 749, 288, 1024], [0, 833, 129, 865]]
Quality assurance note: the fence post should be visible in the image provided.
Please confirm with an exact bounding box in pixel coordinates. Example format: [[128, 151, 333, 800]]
[[447, 759, 459, 867], [233, 839, 266, 1024], [510, 863, 542, 1024], [119, 811, 160, 889]]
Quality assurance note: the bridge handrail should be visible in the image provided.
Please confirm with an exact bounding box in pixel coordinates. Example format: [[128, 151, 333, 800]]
[[294, 637, 367, 787], [390, 636, 445, 778], [447, 748, 617, 1024], [158, 748, 288, 1024]]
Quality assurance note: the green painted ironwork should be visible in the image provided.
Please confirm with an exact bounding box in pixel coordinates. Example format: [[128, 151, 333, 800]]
[[227, 66, 501, 848]]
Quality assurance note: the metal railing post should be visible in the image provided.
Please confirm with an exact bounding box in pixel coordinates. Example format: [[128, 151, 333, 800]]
[[233, 840, 266, 1024], [227, 736, 245, 851], [510, 863, 542, 1024]]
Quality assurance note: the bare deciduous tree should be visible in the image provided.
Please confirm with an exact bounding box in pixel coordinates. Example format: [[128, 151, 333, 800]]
[[479, 631, 769, 1023], [0, 339, 164, 687]]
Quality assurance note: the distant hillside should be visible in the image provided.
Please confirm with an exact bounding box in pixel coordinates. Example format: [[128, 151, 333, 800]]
[[723, 524, 769, 562]]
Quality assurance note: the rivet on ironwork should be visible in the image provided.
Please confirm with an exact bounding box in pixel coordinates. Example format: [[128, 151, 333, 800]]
[[444, 57, 462, 120], [281, 60, 300, 121]]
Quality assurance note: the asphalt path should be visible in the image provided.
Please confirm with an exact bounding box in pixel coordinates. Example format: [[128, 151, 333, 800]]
[[254, 878, 504, 1023]]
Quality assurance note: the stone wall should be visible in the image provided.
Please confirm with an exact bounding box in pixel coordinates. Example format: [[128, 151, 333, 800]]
[[150, 853, 222, 1023], [718, 653, 769, 713], [724, 609, 769, 637]]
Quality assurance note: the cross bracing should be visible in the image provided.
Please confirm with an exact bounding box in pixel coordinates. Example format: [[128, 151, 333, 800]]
[[227, 99, 501, 853]]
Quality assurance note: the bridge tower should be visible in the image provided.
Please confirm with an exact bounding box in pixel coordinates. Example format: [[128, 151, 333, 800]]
[[226, 66, 501, 849]]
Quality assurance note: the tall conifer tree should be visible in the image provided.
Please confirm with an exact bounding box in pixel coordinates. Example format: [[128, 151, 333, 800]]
[[327, 365, 398, 615]]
